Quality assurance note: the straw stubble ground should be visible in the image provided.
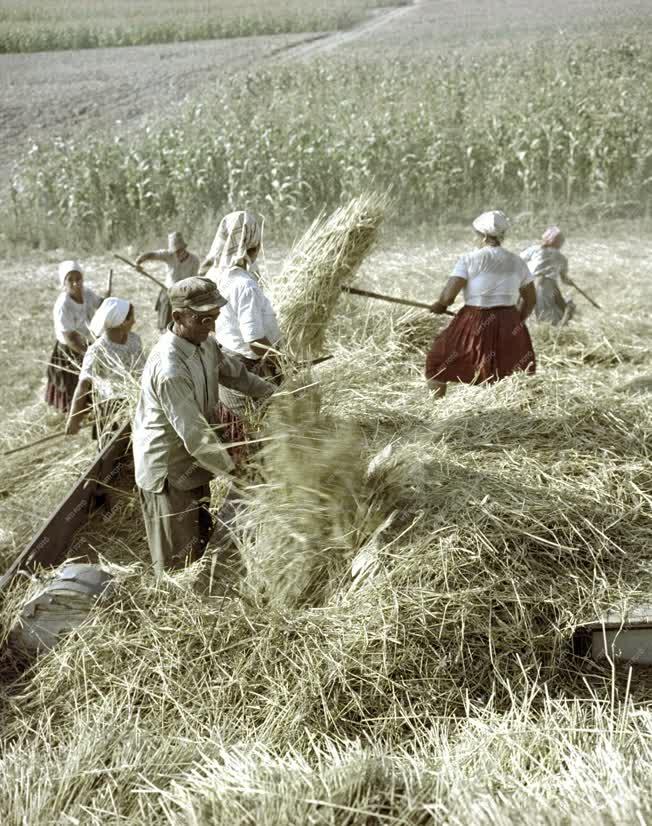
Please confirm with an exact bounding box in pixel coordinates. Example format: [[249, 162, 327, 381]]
[[0, 229, 650, 823]]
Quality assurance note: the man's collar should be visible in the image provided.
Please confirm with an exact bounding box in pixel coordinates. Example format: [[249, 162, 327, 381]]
[[165, 326, 206, 358]]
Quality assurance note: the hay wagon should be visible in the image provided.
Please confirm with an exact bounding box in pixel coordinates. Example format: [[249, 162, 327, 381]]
[[574, 606, 652, 666], [0, 422, 132, 594]]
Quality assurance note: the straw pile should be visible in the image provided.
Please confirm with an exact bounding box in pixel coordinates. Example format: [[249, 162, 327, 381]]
[[0, 237, 650, 822], [271, 192, 388, 360], [0, 352, 649, 820]]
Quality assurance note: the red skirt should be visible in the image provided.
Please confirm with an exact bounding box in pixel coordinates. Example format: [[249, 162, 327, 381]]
[[214, 403, 249, 466], [45, 341, 82, 412], [425, 305, 535, 384]]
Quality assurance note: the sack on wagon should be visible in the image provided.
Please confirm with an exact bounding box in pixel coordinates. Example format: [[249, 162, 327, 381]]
[[10, 563, 116, 655]]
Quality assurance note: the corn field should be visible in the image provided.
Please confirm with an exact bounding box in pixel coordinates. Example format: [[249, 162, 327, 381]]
[[0, 0, 394, 53], [7, 37, 651, 249]]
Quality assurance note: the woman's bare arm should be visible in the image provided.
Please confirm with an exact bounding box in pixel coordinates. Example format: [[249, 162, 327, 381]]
[[65, 379, 93, 435], [63, 330, 87, 355], [517, 282, 537, 320], [430, 277, 466, 314]]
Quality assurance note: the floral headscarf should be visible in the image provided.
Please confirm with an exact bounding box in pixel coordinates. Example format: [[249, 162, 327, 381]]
[[541, 226, 564, 247], [202, 211, 263, 272]]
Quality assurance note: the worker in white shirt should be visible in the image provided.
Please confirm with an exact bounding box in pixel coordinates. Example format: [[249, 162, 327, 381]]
[[201, 211, 282, 416], [521, 226, 575, 325]]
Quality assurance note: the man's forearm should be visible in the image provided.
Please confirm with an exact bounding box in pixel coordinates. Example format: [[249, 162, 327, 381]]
[[220, 351, 275, 399], [249, 337, 278, 359]]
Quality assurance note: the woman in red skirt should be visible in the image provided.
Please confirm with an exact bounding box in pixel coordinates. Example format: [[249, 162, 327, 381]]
[[425, 210, 537, 398]]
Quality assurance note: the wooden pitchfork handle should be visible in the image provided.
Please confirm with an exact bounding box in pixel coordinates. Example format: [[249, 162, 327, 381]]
[[4, 421, 94, 457], [566, 277, 602, 310], [4, 430, 67, 456], [113, 254, 167, 291], [342, 285, 455, 316]]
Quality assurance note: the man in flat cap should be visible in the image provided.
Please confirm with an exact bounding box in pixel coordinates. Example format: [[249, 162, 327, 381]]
[[136, 231, 199, 331], [133, 276, 273, 575]]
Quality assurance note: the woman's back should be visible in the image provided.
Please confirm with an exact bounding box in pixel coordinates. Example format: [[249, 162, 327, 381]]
[[453, 246, 533, 308], [79, 331, 143, 400], [521, 244, 567, 285]]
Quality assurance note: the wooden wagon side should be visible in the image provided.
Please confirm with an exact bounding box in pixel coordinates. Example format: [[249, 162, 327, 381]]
[[0, 422, 132, 593]]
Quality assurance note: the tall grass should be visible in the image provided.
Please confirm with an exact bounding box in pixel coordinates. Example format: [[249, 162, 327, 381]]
[[0, 0, 389, 53], [7, 37, 651, 249]]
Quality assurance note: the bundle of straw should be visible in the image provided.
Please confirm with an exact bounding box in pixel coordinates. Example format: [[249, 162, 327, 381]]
[[241, 385, 395, 609], [271, 192, 388, 360]]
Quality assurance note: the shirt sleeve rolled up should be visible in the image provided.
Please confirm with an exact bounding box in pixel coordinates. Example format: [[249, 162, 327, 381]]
[[451, 255, 469, 280], [236, 285, 267, 342]]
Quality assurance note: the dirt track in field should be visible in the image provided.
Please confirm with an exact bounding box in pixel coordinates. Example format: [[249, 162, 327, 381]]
[[0, 3, 418, 176]]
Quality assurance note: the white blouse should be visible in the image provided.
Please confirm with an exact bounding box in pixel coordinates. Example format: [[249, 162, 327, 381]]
[[521, 245, 568, 286], [53, 287, 102, 345], [78, 332, 143, 401], [207, 265, 281, 360], [451, 247, 534, 308]]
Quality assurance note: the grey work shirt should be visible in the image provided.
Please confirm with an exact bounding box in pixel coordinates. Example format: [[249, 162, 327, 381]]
[[149, 250, 200, 288], [133, 329, 273, 493]]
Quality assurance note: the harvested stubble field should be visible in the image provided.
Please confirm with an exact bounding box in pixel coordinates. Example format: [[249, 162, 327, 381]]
[[0, 227, 650, 823]]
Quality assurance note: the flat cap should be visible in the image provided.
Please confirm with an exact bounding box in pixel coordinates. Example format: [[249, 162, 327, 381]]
[[169, 276, 227, 312]]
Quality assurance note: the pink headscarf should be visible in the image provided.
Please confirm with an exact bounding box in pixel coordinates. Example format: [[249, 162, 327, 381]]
[[541, 226, 564, 247]]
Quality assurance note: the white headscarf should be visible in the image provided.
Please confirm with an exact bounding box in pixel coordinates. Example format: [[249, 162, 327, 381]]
[[89, 297, 130, 338], [472, 210, 509, 238], [203, 211, 263, 272], [58, 259, 83, 287]]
